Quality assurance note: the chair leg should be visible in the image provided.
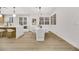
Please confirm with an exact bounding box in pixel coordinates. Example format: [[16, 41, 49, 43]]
[[0, 32, 1, 37], [7, 32, 12, 38], [0, 32, 3, 38], [10, 32, 12, 38], [1, 32, 3, 37]]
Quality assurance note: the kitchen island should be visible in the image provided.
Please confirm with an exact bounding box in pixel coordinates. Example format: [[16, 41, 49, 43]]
[[35, 27, 45, 41]]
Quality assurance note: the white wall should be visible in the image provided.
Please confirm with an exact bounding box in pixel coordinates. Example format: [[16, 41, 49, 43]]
[[54, 7, 79, 48]]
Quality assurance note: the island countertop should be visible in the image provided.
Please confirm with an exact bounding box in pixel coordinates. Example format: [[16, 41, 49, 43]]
[[0, 26, 16, 28]]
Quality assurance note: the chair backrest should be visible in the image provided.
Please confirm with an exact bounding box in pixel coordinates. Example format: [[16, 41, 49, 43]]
[[0, 29, 5, 32], [7, 29, 15, 32]]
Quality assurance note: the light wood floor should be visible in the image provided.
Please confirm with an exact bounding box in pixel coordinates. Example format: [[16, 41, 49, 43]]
[[0, 32, 78, 51]]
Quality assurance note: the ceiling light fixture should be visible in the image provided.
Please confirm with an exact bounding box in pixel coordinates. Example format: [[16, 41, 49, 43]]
[[13, 7, 16, 17], [39, 7, 41, 11], [38, 7, 42, 17]]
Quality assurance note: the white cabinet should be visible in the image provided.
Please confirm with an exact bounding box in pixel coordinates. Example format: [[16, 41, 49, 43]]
[[36, 28, 45, 41]]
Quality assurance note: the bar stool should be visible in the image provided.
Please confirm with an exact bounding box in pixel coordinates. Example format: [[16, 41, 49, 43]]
[[0, 29, 5, 38], [7, 29, 15, 38]]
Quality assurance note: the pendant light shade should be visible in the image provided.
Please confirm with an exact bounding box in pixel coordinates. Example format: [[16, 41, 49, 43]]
[[13, 7, 16, 17], [13, 14, 16, 17]]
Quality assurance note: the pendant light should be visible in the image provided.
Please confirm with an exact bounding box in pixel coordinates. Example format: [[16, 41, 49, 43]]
[[0, 7, 2, 17], [38, 7, 42, 17], [13, 7, 16, 17], [38, 7, 42, 27]]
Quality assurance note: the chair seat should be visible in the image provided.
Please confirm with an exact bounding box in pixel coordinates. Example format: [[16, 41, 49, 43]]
[[7, 29, 15, 32]]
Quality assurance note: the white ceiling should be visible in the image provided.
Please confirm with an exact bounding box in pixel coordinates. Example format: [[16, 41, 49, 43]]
[[1, 7, 56, 16]]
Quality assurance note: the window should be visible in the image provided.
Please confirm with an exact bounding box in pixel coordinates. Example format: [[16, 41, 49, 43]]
[[39, 15, 56, 25], [51, 14, 56, 25], [19, 17, 23, 25], [24, 17, 27, 25], [9, 17, 13, 23], [45, 17, 49, 25], [39, 17, 44, 25], [39, 17, 50, 25], [19, 17, 27, 25]]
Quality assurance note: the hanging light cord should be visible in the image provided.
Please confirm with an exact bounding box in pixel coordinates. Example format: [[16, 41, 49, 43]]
[[38, 7, 42, 17], [13, 7, 15, 14]]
